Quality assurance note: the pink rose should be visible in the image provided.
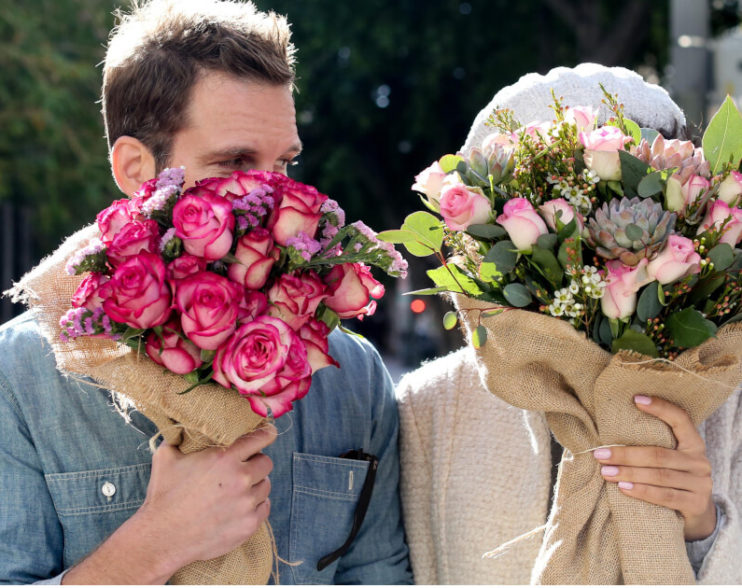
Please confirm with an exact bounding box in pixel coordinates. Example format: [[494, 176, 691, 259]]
[[212, 316, 312, 418], [439, 182, 491, 230], [698, 200, 742, 246], [564, 106, 597, 132], [496, 197, 548, 251], [681, 175, 710, 209], [172, 191, 235, 260], [517, 121, 554, 143], [99, 253, 171, 329], [646, 235, 701, 285], [299, 318, 339, 373], [238, 291, 269, 324], [97, 199, 143, 244], [195, 169, 284, 202], [538, 198, 583, 232], [323, 263, 385, 320], [601, 259, 650, 319], [106, 219, 160, 266], [411, 160, 447, 203], [718, 171, 742, 207], [228, 228, 279, 290], [268, 178, 328, 246], [174, 271, 242, 350], [481, 131, 518, 152], [167, 254, 207, 281], [145, 320, 203, 375], [71, 273, 109, 311], [579, 126, 632, 181], [267, 271, 328, 330]]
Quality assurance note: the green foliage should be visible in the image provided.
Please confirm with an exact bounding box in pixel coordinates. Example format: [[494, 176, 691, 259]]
[[666, 308, 718, 348], [702, 96, 742, 174], [611, 329, 658, 357]]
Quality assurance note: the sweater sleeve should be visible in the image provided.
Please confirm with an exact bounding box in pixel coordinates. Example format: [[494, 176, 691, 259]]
[[396, 373, 438, 585], [696, 391, 742, 584]]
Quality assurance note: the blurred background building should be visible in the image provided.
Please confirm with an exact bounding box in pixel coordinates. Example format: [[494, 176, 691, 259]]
[[2, 0, 742, 382]]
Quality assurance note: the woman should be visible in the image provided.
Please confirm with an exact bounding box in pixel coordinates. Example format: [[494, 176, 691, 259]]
[[396, 63, 742, 584]]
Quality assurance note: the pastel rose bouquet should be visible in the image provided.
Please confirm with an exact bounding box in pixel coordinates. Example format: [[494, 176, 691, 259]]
[[383, 93, 742, 358], [60, 168, 407, 418], [382, 91, 742, 584]]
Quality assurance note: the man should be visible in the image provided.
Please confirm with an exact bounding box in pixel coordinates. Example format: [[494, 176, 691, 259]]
[[0, 0, 411, 584]]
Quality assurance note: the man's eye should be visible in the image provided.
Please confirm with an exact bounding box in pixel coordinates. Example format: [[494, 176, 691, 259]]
[[217, 157, 249, 169]]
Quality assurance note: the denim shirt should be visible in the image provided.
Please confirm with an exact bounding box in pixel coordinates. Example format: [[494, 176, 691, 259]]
[[0, 311, 412, 585]]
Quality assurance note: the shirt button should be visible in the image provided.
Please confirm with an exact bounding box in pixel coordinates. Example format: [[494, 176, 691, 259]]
[[101, 481, 116, 498]]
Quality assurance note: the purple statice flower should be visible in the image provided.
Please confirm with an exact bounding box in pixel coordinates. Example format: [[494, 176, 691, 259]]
[[237, 216, 250, 231], [351, 220, 377, 240], [143, 184, 179, 216], [378, 240, 409, 278], [286, 231, 322, 262], [59, 307, 87, 340], [321, 199, 346, 227], [155, 167, 186, 190], [65, 238, 106, 275], [232, 185, 275, 230], [159, 227, 177, 252]]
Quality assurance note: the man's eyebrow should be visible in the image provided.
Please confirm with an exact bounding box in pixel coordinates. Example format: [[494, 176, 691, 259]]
[[201, 142, 303, 162]]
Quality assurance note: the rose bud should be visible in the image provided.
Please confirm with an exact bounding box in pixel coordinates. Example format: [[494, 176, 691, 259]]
[[106, 219, 160, 266], [717, 171, 742, 207], [411, 160, 447, 205], [601, 259, 650, 320], [564, 106, 597, 132], [323, 263, 385, 320], [579, 126, 632, 181], [212, 316, 312, 418], [97, 199, 142, 244], [299, 318, 339, 373], [167, 254, 207, 281], [145, 321, 203, 375], [174, 271, 242, 350], [267, 271, 328, 330], [173, 191, 235, 260], [71, 273, 109, 311], [496, 197, 548, 252], [646, 235, 701, 285], [438, 181, 491, 231], [697, 200, 742, 246], [228, 228, 278, 290], [539, 198, 583, 232], [680, 175, 710, 209], [99, 253, 172, 329]]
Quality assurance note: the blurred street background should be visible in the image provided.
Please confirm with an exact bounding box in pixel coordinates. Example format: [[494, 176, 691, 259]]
[[3, 0, 742, 382]]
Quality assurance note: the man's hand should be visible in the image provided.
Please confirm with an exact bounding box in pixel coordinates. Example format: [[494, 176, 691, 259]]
[[593, 396, 716, 541], [63, 423, 277, 584]]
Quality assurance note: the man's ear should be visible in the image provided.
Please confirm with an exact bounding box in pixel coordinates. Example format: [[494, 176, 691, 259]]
[[110, 136, 157, 196]]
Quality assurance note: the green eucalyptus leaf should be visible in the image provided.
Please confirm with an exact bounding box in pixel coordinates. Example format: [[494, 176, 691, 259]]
[[503, 283, 533, 307], [443, 311, 459, 330], [466, 224, 506, 240], [531, 246, 563, 287], [625, 223, 644, 241], [472, 325, 488, 349], [619, 150, 652, 198], [640, 128, 660, 144], [666, 307, 718, 348], [597, 316, 613, 347], [484, 240, 518, 274], [439, 154, 465, 173], [557, 217, 578, 241], [637, 171, 664, 198], [636, 281, 663, 322], [702, 96, 742, 174], [536, 233, 558, 251], [558, 236, 582, 269], [707, 243, 735, 272], [611, 330, 658, 357], [688, 275, 726, 305]]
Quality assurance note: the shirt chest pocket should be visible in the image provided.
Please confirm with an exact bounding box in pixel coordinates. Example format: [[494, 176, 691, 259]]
[[289, 452, 370, 584], [45, 463, 150, 567]]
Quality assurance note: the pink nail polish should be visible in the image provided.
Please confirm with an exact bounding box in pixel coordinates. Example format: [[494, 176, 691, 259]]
[[593, 448, 612, 460], [634, 395, 652, 405], [601, 465, 619, 477], [618, 481, 634, 490]]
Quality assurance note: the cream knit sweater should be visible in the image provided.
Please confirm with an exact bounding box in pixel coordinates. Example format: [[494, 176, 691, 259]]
[[396, 346, 742, 584]]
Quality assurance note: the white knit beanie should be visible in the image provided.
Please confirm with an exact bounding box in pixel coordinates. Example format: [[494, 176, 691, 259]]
[[462, 63, 686, 153]]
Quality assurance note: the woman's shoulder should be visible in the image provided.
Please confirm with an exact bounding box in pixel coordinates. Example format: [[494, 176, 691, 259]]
[[396, 346, 482, 404]]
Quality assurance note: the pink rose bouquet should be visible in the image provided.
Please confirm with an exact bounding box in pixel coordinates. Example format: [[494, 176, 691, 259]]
[[60, 168, 407, 418]]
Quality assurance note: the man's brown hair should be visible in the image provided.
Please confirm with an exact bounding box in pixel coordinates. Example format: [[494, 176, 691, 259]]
[[102, 0, 296, 169]]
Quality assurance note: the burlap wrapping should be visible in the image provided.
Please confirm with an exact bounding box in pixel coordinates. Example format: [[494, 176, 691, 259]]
[[453, 294, 742, 585], [10, 224, 274, 585]]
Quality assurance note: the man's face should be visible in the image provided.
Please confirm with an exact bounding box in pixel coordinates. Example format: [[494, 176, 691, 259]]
[[168, 70, 302, 188]]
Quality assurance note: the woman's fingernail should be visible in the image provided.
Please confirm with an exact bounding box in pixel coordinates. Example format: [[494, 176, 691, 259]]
[[593, 448, 612, 459], [601, 465, 619, 477], [618, 481, 634, 490], [634, 395, 652, 405]]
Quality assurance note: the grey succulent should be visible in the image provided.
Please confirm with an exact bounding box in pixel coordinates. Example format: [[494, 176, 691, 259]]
[[465, 142, 515, 187], [587, 197, 676, 266]]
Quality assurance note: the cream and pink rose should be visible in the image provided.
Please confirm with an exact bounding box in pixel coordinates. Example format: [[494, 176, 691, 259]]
[[564, 106, 597, 132], [267, 271, 328, 330], [99, 253, 172, 329], [538, 198, 583, 232], [106, 219, 160, 265], [97, 199, 143, 244], [579, 126, 632, 181], [71, 273, 109, 311], [212, 316, 312, 418], [497, 197, 548, 251], [698, 200, 742, 246], [268, 178, 328, 246], [323, 263, 385, 320], [438, 182, 491, 230], [194, 169, 282, 202], [145, 320, 203, 375], [412, 160, 447, 204], [601, 259, 650, 319], [299, 318, 339, 373], [646, 235, 701, 285], [174, 271, 242, 350], [167, 254, 207, 281], [718, 171, 742, 207], [228, 228, 278, 290], [172, 191, 235, 260]]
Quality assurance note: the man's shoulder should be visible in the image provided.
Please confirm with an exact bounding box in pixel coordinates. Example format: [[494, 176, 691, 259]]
[[0, 310, 49, 360]]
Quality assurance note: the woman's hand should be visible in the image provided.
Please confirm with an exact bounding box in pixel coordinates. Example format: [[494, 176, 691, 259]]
[[593, 395, 716, 541]]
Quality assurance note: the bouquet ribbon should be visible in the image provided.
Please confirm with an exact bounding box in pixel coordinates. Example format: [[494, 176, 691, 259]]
[[11, 224, 274, 585], [453, 294, 742, 584]]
